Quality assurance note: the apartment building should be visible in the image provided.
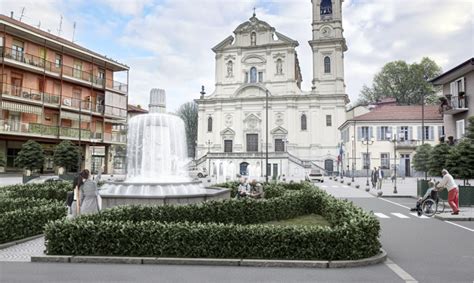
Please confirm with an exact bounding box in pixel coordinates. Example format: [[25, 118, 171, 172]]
[[339, 100, 443, 178], [431, 58, 473, 143], [0, 14, 128, 173]]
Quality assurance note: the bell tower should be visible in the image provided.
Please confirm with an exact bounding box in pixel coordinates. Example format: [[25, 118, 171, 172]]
[[309, 0, 347, 96]]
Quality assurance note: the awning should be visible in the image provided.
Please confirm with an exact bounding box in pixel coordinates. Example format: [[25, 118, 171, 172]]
[[60, 111, 91, 122], [1, 101, 42, 115], [104, 118, 127, 125]]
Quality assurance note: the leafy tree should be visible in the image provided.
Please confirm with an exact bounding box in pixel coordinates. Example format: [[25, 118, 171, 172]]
[[0, 151, 5, 167], [15, 140, 45, 172], [428, 142, 450, 176], [53, 140, 80, 172], [176, 101, 198, 158], [466, 116, 474, 141], [445, 139, 474, 185], [412, 143, 432, 178], [358, 57, 442, 105]]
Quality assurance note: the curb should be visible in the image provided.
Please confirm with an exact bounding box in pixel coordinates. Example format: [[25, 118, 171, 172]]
[[31, 249, 387, 268], [434, 215, 473, 221], [0, 234, 43, 250]]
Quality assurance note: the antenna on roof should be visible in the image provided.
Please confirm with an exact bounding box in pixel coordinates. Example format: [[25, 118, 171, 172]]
[[37, 21, 41, 29], [19, 7, 25, 21], [72, 22, 77, 42], [57, 15, 63, 36]]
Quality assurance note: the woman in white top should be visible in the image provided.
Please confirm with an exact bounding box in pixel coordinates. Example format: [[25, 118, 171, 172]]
[[436, 169, 460, 215]]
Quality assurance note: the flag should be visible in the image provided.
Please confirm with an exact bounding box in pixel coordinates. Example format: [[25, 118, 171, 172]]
[[337, 143, 344, 164]]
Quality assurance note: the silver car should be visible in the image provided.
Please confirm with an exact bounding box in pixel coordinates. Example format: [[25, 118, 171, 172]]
[[188, 168, 208, 178]]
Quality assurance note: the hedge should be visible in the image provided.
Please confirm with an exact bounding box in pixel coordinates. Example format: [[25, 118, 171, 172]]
[[0, 198, 60, 214], [0, 203, 66, 244], [45, 186, 381, 260], [2, 182, 71, 202]]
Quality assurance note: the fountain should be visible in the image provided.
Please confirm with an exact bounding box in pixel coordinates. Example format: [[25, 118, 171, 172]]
[[100, 89, 230, 209]]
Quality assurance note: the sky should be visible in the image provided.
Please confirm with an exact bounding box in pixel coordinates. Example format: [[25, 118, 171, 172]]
[[2, 0, 473, 112]]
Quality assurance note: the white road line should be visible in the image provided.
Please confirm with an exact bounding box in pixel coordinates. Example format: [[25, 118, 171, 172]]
[[379, 197, 411, 210], [320, 185, 328, 188], [385, 258, 418, 283], [444, 221, 474, 233], [374, 213, 390, 218], [409, 213, 430, 219], [391, 213, 410, 219], [331, 185, 339, 188]]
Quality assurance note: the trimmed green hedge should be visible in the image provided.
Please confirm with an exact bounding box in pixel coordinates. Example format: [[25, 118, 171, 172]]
[[2, 182, 71, 201], [0, 198, 60, 214], [0, 203, 66, 244], [45, 186, 381, 260]]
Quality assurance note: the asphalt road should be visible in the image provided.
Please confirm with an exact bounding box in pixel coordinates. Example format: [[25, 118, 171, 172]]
[[1, 179, 473, 283]]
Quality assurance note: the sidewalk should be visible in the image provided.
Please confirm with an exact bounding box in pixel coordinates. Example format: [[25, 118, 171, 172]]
[[332, 176, 474, 221]]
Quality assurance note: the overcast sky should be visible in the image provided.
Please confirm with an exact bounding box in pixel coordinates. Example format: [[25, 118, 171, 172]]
[[2, 0, 473, 111]]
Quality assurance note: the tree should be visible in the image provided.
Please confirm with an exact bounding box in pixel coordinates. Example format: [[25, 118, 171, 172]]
[[15, 140, 45, 172], [412, 143, 432, 178], [176, 101, 198, 158], [428, 142, 450, 176], [465, 116, 474, 141], [358, 57, 442, 105], [53, 140, 80, 172], [446, 139, 474, 185]]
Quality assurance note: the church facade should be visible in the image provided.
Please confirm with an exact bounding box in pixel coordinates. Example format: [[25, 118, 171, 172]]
[[195, 0, 348, 181]]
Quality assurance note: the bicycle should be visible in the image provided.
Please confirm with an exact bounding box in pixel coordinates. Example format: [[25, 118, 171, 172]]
[[421, 189, 446, 217]]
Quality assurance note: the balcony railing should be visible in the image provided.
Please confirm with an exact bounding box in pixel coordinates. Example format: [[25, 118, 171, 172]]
[[441, 94, 469, 115], [395, 140, 418, 149], [104, 132, 126, 143], [1, 46, 127, 91], [60, 127, 91, 139], [61, 97, 104, 113], [1, 120, 59, 137], [104, 105, 127, 118], [1, 83, 61, 105]]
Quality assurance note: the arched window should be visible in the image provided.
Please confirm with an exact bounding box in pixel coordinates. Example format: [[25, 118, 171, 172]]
[[207, 117, 213, 132], [226, 60, 233, 77], [250, 32, 256, 46], [240, 162, 249, 176], [324, 56, 331, 73], [320, 0, 332, 15], [301, 114, 307, 131], [276, 59, 283, 75], [250, 67, 257, 83]]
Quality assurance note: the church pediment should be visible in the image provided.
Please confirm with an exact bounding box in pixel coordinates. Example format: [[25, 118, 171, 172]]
[[233, 84, 269, 98], [220, 127, 235, 136], [242, 54, 266, 64], [234, 15, 275, 34], [271, 126, 288, 135], [243, 113, 261, 123], [212, 35, 234, 52]]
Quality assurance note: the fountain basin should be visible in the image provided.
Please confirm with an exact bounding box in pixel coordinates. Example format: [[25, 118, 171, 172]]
[[100, 181, 230, 209]]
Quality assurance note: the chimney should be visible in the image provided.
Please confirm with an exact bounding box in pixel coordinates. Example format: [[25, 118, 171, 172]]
[[10, 11, 14, 19]]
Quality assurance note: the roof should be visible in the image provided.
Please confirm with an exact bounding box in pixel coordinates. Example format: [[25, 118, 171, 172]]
[[430, 58, 474, 85], [128, 104, 148, 113], [351, 105, 442, 122], [0, 14, 128, 70]]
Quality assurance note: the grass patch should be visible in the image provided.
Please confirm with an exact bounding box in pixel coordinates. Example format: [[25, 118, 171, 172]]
[[264, 214, 330, 227]]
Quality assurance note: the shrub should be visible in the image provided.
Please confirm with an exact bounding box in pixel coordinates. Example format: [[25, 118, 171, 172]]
[[14, 140, 45, 171], [0, 198, 60, 214], [53, 140, 80, 172], [0, 202, 66, 244], [2, 182, 71, 201], [45, 186, 381, 260]]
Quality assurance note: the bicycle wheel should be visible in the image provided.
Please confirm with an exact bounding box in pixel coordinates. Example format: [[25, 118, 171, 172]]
[[436, 198, 446, 214], [422, 199, 437, 217]]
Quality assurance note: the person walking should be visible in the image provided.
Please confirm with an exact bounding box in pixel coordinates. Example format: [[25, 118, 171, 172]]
[[371, 167, 378, 189], [70, 171, 85, 218], [80, 166, 102, 215], [436, 169, 460, 215], [376, 167, 384, 191]]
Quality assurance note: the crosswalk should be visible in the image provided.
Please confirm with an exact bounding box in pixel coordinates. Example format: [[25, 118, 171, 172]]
[[374, 212, 430, 219]]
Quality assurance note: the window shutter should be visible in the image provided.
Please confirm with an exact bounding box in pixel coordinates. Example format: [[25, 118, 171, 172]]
[[450, 81, 456, 95], [408, 126, 413, 140], [429, 126, 434, 140], [357, 127, 362, 141], [369, 127, 373, 139], [417, 126, 421, 141], [438, 126, 444, 139]]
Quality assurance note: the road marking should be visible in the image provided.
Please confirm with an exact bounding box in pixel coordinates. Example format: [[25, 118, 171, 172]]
[[379, 197, 411, 210], [391, 213, 410, 219], [374, 213, 390, 218], [385, 258, 418, 283], [320, 185, 328, 188], [331, 185, 339, 188], [409, 213, 430, 219], [444, 221, 474, 233]]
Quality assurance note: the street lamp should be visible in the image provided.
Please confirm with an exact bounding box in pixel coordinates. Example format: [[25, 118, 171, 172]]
[[361, 137, 375, 190], [351, 136, 355, 182], [205, 139, 212, 173], [387, 132, 398, 194], [265, 89, 269, 183]]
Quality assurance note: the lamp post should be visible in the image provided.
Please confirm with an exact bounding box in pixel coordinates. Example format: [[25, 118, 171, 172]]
[[387, 133, 398, 194], [421, 74, 428, 180], [351, 136, 355, 182], [265, 89, 269, 183], [361, 137, 374, 189], [205, 139, 212, 174]]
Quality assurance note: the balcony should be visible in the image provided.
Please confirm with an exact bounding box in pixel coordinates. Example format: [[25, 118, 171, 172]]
[[104, 105, 127, 119], [1, 83, 60, 106], [395, 140, 418, 149], [0, 120, 59, 137], [61, 97, 104, 114], [440, 94, 469, 115], [1, 46, 61, 76], [60, 127, 91, 140], [104, 132, 126, 144], [1, 47, 128, 92]]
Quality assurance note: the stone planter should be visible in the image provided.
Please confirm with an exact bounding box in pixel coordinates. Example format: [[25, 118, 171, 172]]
[[355, 185, 360, 189]]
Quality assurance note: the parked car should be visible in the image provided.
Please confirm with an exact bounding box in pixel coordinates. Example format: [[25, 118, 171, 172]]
[[307, 169, 324, 183], [188, 168, 208, 179], [26, 175, 63, 184]]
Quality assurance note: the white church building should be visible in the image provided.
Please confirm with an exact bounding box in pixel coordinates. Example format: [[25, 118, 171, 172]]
[[196, 0, 348, 181]]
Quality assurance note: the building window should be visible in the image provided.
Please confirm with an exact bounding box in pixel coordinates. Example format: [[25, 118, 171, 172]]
[[275, 139, 285, 152], [379, 126, 391, 140], [207, 117, 213, 132], [250, 67, 257, 83], [246, 134, 258, 152], [326, 115, 332, 126], [400, 126, 409, 141], [251, 32, 256, 46], [324, 56, 331, 73], [12, 40, 24, 62], [245, 72, 249, 83], [73, 61, 82, 79], [320, 0, 332, 15], [456, 119, 465, 139], [258, 72, 263, 83], [438, 126, 445, 140], [381, 153, 390, 169], [362, 153, 370, 170], [55, 54, 62, 68], [224, 140, 233, 153], [419, 126, 434, 141], [240, 162, 249, 176], [301, 114, 307, 130], [359, 126, 371, 140]]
